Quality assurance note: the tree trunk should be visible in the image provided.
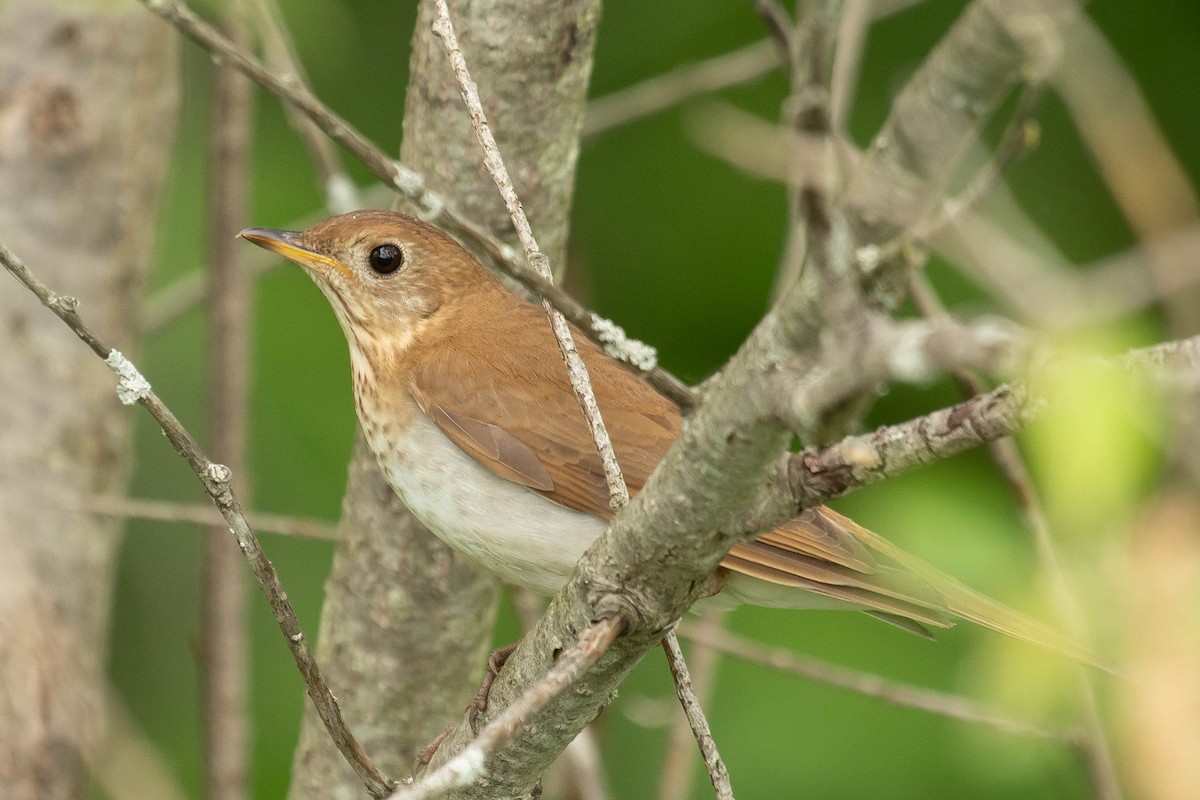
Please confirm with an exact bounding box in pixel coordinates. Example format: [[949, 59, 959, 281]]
[[0, 2, 178, 797]]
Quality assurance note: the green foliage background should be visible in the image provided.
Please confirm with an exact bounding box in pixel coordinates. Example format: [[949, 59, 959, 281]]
[[108, 1, 1199, 797]]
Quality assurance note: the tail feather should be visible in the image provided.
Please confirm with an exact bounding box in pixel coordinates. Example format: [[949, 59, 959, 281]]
[[841, 514, 1103, 665], [724, 506, 1103, 666]]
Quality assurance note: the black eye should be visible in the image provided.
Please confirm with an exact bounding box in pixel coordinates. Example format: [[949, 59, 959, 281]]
[[368, 243, 404, 274]]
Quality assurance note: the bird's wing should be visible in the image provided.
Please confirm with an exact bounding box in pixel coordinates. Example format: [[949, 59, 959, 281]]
[[410, 304, 925, 586], [410, 303, 676, 519]]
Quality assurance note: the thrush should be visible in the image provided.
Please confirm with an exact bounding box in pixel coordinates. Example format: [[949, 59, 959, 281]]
[[241, 210, 1068, 649]]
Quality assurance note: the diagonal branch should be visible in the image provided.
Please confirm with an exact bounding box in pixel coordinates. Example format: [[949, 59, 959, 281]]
[[431, 0, 629, 511], [246, 0, 359, 213], [0, 242, 395, 799], [763, 335, 1200, 524], [661, 632, 734, 800]]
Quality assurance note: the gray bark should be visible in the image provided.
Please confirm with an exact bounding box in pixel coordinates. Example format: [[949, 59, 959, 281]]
[[286, 1, 600, 797], [0, 2, 178, 796]]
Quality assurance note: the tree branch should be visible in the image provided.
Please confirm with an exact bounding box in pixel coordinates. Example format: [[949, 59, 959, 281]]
[[679, 622, 1077, 744], [661, 632, 733, 800], [0, 242, 395, 798], [82, 495, 337, 540], [845, 0, 1079, 300]]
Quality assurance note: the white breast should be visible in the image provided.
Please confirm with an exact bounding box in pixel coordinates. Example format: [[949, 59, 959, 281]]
[[364, 408, 607, 595]]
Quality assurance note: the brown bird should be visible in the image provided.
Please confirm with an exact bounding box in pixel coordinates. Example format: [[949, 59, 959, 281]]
[[240, 210, 1067, 648]]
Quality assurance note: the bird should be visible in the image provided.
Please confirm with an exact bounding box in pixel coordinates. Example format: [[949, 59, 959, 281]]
[[239, 209, 1072, 650]]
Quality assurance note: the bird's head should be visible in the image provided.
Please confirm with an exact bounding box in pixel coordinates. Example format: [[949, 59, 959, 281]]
[[240, 210, 494, 372]]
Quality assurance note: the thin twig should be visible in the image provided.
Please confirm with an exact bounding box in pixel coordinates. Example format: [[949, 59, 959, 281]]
[[430, 12, 732, 798], [246, 0, 359, 213], [0, 241, 394, 799], [658, 610, 726, 800], [82, 495, 338, 540], [1056, 14, 1200, 335], [661, 631, 734, 800], [583, 39, 782, 138], [585, 1, 927, 141], [510, 588, 611, 800], [829, 0, 870, 132], [678, 622, 1077, 745], [754, 0, 796, 67], [202, 6, 254, 796], [138, 0, 693, 408], [906, 84, 1045, 252], [774, 334, 1200, 515], [432, 0, 631, 509], [388, 618, 623, 800]]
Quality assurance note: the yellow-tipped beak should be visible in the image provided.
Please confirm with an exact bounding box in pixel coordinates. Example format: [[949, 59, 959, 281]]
[[238, 227, 353, 279]]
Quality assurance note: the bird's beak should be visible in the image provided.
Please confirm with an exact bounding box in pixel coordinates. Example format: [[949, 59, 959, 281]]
[[237, 227, 353, 280]]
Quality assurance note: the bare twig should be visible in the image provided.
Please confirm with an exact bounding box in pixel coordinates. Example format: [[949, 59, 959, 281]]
[[829, 0, 870, 131], [844, 0, 1076, 294], [585, 2, 929, 140], [583, 39, 782, 138], [0, 241, 394, 798], [432, 0, 631, 509], [431, 11, 734, 799], [771, 334, 1200, 516], [389, 618, 623, 800], [893, 84, 1046, 256], [510, 588, 611, 800], [661, 630, 733, 800], [1056, 14, 1200, 335], [679, 622, 1076, 744], [138, 0, 693, 407], [754, 0, 795, 66], [202, 6, 254, 796], [83, 495, 337, 540], [246, 0, 359, 213], [659, 611, 726, 800]]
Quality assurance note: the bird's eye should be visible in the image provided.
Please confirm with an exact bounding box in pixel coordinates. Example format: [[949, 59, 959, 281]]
[[368, 243, 404, 274]]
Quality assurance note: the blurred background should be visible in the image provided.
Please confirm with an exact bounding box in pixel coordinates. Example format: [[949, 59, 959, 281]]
[[107, 1, 1199, 797]]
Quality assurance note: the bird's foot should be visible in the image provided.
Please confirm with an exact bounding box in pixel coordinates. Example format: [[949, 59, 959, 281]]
[[411, 722, 455, 777], [468, 641, 519, 730], [410, 641, 521, 776]]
